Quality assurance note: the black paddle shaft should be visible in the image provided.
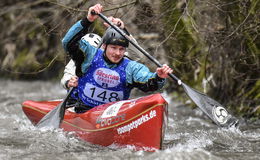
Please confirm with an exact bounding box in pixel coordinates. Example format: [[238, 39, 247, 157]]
[[97, 13, 181, 83], [97, 13, 239, 127]]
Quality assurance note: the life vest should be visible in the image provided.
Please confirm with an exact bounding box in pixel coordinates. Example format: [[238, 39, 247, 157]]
[[75, 49, 131, 107]]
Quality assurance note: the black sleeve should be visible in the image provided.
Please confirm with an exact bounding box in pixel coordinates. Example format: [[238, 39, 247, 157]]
[[128, 75, 165, 92], [67, 18, 93, 77], [67, 18, 92, 53]]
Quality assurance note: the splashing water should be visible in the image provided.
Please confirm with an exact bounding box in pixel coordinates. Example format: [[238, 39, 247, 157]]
[[0, 80, 259, 160]]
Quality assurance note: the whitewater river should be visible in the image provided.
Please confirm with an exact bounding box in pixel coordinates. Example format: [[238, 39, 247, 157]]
[[0, 80, 259, 160]]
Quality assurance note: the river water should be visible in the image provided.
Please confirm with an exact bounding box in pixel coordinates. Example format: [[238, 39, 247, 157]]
[[0, 80, 259, 160]]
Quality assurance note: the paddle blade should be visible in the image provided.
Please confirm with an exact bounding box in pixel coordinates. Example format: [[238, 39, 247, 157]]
[[36, 88, 74, 128], [181, 83, 239, 127], [36, 102, 66, 128]]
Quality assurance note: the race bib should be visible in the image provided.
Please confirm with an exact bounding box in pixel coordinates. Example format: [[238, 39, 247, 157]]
[[83, 83, 124, 103]]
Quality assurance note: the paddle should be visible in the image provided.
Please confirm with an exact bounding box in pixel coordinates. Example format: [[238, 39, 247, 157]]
[[96, 12, 239, 128], [36, 88, 74, 128]]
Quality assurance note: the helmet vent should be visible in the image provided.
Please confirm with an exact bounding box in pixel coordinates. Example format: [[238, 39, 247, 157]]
[[102, 27, 129, 47], [81, 33, 102, 48], [89, 34, 94, 38]]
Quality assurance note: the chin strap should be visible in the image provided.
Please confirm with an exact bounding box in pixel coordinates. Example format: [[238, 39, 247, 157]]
[[103, 45, 110, 63]]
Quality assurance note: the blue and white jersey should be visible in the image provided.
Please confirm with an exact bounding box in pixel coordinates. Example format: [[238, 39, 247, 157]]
[[77, 49, 131, 107]]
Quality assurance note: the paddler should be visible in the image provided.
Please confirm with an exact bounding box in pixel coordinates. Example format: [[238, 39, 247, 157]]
[[62, 3, 173, 113]]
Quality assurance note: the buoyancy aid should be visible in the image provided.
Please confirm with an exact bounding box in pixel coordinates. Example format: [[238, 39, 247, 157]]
[[74, 49, 131, 107]]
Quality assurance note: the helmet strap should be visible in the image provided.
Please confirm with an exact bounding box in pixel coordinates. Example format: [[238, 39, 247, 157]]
[[103, 45, 113, 64]]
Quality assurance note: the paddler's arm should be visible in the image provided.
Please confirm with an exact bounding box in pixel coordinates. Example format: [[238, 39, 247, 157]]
[[61, 18, 93, 77], [126, 61, 168, 92], [62, 4, 102, 52], [60, 60, 76, 89], [62, 4, 102, 53], [61, 4, 102, 76], [61, 18, 92, 53]]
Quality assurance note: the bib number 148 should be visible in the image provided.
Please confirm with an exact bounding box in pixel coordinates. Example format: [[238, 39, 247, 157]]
[[90, 87, 119, 102], [84, 83, 124, 103]]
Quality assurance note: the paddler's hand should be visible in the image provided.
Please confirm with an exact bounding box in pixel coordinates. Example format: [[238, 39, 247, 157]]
[[67, 76, 78, 88], [87, 4, 103, 22], [156, 64, 173, 79], [104, 17, 125, 29]]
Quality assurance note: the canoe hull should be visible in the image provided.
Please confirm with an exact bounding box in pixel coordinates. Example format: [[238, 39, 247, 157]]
[[22, 94, 168, 151]]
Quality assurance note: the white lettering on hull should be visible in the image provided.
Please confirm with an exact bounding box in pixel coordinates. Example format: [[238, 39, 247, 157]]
[[117, 110, 157, 134]]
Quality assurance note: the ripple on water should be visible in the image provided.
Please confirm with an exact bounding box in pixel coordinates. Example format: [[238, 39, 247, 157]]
[[0, 80, 260, 160]]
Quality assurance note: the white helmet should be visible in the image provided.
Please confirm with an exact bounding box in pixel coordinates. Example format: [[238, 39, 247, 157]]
[[81, 33, 102, 48]]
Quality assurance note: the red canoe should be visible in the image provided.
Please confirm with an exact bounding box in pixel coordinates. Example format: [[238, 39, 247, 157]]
[[22, 93, 168, 151]]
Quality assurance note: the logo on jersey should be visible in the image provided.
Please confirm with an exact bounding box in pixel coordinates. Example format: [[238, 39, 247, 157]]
[[94, 68, 120, 88]]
